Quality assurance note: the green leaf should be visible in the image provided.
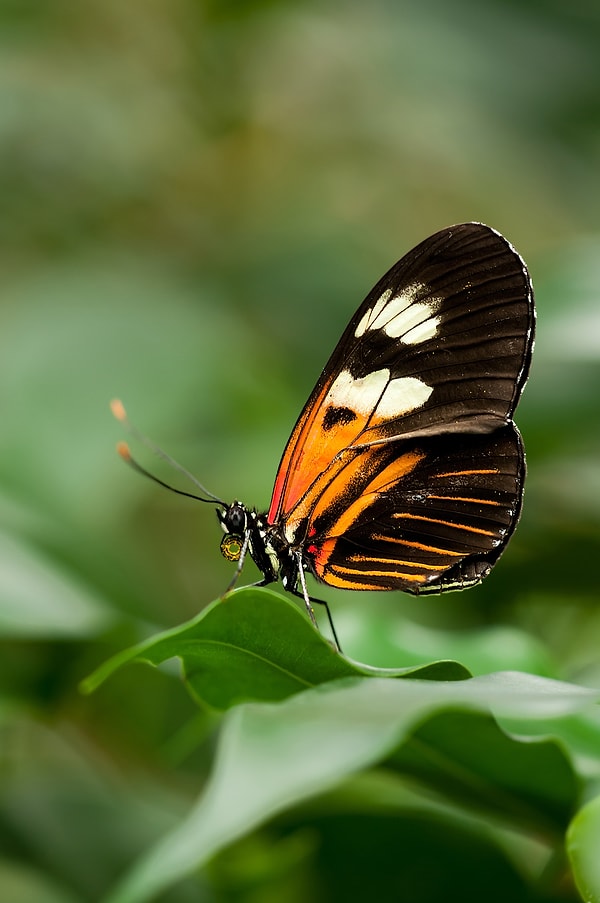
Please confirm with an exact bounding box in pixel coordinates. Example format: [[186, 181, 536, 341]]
[[340, 609, 555, 677], [390, 709, 578, 838], [239, 809, 548, 903], [104, 672, 594, 903], [568, 793, 600, 902], [81, 587, 470, 709]]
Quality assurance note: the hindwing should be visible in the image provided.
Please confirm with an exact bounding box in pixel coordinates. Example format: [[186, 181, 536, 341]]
[[302, 425, 525, 592]]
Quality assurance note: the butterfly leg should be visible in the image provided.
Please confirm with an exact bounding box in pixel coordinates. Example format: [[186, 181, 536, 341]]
[[222, 525, 280, 596], [293, 553, 342, 653], [223, 527, 252, 595]]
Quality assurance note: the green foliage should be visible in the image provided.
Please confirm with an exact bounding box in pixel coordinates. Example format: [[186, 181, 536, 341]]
[[568, 795, 600, 903], [82, 588, 471, 708], [2, 1, 600, 901], [83, 590, 593, 902]]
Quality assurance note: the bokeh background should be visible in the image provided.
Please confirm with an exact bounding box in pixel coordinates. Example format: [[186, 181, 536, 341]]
[[1, 1, 600, 900]]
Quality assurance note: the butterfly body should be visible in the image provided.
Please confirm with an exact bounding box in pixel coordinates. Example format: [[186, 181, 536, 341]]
[[216, 223, 535, 643]]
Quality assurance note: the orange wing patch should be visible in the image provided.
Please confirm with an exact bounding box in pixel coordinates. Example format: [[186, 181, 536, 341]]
[[268, 367, 433, 522], [297, 448, 426, 568]]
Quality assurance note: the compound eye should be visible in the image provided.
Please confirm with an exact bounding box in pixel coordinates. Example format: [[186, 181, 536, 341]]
[[220, 533, 243, 562], [227, 503, 247, 534]]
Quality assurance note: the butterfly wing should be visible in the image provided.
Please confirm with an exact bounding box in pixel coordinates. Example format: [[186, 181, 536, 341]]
[[267, 223, 534, 592], [303, 425, 525, 592]]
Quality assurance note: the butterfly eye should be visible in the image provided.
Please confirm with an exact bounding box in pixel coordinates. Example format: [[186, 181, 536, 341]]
[[225, 503, 247, 534], [220, 534, 243, 562]]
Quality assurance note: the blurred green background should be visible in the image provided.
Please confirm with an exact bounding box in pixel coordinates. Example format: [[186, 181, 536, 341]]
[[1, 1, 600, 900]]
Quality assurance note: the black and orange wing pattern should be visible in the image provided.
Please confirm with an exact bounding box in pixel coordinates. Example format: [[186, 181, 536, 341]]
[[267, 223, 535, 594]]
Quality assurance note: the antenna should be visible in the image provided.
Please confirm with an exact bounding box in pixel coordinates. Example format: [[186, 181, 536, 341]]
[[111, 400, 225, 506]]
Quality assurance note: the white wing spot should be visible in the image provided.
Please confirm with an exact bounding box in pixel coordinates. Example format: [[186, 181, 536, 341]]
[[400, 314, 441, 345], [325, 369, 433, 424], [354, 288, 392, 338], [354, 281, 440, 341], [375, 376, 433, 418], [384, 300, 441, 340], [371, 285, 420, 330], [326, 368, 389, 418]]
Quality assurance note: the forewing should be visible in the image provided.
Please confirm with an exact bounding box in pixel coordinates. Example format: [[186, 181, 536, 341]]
[[304, 424, 525, 592], [268, 223, 534, 524]]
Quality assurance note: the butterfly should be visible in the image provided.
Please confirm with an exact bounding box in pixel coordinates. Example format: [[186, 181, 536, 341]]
[[114, 223, 535, 651]]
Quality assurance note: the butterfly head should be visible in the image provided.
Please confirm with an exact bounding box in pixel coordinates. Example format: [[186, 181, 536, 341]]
[[217, 502, 248, 563], [217, 500, 247, 534], [216, 502, 285, 588]]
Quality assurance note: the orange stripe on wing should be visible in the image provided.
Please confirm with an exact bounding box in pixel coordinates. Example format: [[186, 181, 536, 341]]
[[369, 534, 464, 556], [321, 573, 383, 590], [348, 554, 442, 571], [391, 511, 497, 537], [269, 378, 377, 521], [432, 469, 499, 478], [331, 564, 427, 583], [306, 450, 426, 572], [329, 450, 426, 537], [267, 380, 332, 521], [427, 494, 503, 506]]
